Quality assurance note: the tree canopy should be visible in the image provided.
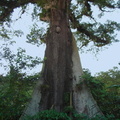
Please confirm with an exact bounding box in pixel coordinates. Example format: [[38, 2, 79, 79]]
[[0, 0, 120, 48]]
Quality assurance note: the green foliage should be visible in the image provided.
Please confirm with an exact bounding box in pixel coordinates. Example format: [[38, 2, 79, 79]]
[[74, 20, 120, 50], [96, 67, 120, 90], [26, 23, 47, 46], [0, 68, 40, 120], [0, 0, 30, 22], [70, 0, 120, 51], [24, 110, 71, 120], [95, 67, 120, 118], [1, 46, 42, 71], [0, 0, 120, 50], [80, 68, 120, 119], [23, 109, 119, 120], [0, 46, 41, 120], [0, 25, 23, 41]]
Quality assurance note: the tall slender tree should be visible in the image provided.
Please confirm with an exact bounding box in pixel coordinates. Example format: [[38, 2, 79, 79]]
[[0, 0, 120, 119]]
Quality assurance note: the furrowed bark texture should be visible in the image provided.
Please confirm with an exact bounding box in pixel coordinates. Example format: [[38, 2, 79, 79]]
[[20, 1, 103, 119], [39, 9, 73, 111]]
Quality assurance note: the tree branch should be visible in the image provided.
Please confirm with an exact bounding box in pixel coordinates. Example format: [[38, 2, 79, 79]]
[[88, 0, 115, 9], [69, 12, 109, 45], [0, 0, 37, 22]]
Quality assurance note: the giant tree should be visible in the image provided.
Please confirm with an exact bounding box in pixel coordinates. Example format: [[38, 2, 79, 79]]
[[0, 0, 120, 119]]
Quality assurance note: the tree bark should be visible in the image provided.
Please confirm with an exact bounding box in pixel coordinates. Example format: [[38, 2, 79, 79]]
[[72, 36, 103, 118], [39, 7, 73, 112], [20, 0, 103, 119]]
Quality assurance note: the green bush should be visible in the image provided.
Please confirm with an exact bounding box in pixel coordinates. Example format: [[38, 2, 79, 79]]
[[0, 47, 41, 120], [24, 110, 71, 120], [0, 71, 39, 120], [24, 109, 119, 120]]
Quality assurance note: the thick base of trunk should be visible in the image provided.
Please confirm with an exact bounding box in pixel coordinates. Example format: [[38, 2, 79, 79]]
[[20, 36, 103, 119]]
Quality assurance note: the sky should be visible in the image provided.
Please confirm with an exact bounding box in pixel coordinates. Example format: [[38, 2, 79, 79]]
[[0, 3, 120, 76]]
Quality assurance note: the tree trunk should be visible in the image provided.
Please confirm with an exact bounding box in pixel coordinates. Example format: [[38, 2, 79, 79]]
[[20, 0, 103, 119], [39, 6, 73, 112]]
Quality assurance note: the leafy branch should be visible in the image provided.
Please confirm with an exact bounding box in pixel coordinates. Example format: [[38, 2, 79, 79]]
[[0, 0, 37, 22], [69, 12, 120, 47]]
